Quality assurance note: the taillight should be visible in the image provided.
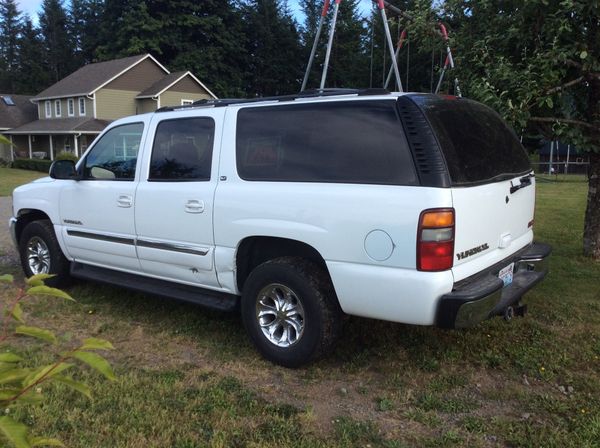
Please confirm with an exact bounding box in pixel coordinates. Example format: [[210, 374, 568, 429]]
[[417, 208, 455, 271]]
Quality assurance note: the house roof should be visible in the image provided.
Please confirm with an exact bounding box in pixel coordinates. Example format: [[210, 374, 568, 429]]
[[0, 94, 37, 130], [32, 54, 168, 101], [7, 117, 110, 134], [136, 71, 218, 99]]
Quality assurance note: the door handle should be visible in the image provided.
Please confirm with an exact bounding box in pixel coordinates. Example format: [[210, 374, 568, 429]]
[[117, 194, 133, 208], [185, 199, 205, 214]]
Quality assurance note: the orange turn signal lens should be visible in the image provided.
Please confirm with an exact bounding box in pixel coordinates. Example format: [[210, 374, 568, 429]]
[[421, 210, 454, 228]]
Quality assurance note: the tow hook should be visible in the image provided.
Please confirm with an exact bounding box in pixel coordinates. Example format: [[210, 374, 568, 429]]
[[503, 303, 528, 322]]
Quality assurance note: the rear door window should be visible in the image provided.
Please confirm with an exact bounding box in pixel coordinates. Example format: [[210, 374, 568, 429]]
[[236, 100, 417, 185], [415, 96, 531, 185], [149, 117, 214, 181]]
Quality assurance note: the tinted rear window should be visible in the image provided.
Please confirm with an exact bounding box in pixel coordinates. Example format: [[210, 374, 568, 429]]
[[417, 97, 531, 185], [236, 100, 417, 185]]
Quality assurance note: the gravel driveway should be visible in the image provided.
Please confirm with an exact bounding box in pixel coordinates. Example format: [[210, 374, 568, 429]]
[[0, 197, 17, 266]]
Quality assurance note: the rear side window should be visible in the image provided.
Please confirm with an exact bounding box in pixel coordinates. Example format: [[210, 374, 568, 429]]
[[236, 100, 417, 185], [149, 117, 214, 181], [418, 97, 531, 185]]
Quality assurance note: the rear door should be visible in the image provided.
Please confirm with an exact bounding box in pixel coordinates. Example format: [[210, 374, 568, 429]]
[[413, 96, 535, 281], [134, 110, 224, 289]]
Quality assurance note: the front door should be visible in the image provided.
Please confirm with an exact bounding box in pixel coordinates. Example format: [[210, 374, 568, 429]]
[[59, 122, 145, 272], [134, 111, 223, 289]]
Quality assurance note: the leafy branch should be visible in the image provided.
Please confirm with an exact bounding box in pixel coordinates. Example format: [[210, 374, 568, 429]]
[[0, 274, 116, 448]]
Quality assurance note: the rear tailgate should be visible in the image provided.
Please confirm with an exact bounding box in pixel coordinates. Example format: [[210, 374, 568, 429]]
[[407, 94, 535, 281], [452, 175, 535, 281]]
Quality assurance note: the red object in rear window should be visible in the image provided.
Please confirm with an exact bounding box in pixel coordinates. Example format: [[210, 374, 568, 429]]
[[417, 208, 455, 272]]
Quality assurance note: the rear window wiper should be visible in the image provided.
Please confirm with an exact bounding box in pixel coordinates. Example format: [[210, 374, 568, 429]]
[[510, 173, 534, 194]]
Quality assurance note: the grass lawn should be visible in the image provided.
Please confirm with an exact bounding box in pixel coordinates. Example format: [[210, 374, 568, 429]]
[[0, 167, 47, 196], [1, 176, 599, 447]]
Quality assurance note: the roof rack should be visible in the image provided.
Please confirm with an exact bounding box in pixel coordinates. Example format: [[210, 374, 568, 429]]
[[155, 88, 390, 113]]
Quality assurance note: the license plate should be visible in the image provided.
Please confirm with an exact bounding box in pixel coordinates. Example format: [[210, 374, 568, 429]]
[[498, 262, 515, 286]]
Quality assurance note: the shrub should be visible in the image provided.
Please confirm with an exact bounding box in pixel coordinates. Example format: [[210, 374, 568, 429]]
[[11, 159, 53, 173], [55, 151, 78, 162], [0, 273, 115, 447]]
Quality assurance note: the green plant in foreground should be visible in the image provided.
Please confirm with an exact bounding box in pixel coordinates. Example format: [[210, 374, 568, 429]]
[[0, 274, 115, 448]]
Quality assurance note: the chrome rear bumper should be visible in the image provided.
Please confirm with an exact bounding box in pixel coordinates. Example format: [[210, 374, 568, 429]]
[[437, 242, 551, 329]]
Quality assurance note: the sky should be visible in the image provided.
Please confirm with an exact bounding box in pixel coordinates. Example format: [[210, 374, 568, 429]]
[[17, 0, 375, 24]]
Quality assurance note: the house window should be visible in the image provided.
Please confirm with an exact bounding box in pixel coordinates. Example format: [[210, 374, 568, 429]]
[[68, 98, 75, 116], [45, 101, 51, 118], [181, 99, 193, 106], [55, 100, 61, 117], [78, 97, 86, 116]]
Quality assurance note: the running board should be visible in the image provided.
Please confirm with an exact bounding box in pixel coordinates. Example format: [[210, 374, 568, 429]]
[[70, 262, 239, 312]]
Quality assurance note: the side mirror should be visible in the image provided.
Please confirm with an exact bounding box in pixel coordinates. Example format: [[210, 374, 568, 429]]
[[49, 160, 78, 180]]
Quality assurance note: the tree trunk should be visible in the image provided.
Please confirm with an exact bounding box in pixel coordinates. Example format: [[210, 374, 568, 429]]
[[583, 151, 600, 258]]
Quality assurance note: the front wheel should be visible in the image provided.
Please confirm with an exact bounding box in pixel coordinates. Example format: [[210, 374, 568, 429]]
[[241, 257, 342, 367], [19, 220, 71, 287]]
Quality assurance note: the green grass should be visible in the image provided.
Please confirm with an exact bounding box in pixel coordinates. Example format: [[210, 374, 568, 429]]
[[1, 177, 599, 447], [0, 167, 46, 196]]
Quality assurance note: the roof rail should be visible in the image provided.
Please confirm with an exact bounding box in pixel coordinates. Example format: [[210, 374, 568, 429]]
[[155, 88, 390, 113]]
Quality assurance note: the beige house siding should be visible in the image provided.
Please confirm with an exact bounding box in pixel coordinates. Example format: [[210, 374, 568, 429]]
[[157, 76, 213, 107], [159, 91, 211, 107], [95, 89, 139, 120], [136, 98, 158, 114], [171, 76, 207, 93], [104, 58, 166, 92]]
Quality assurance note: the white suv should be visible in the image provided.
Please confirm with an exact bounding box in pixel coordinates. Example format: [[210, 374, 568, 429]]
[[9, 90, 550, 367]]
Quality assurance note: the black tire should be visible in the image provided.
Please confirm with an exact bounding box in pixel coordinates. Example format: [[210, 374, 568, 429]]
[[241, 257, 342, 368], [19, 220, 71, 287]]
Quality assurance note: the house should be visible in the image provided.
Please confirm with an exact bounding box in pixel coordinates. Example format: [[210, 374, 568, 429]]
[[3, 54, 217, 160], [0, 94, 37, 161]]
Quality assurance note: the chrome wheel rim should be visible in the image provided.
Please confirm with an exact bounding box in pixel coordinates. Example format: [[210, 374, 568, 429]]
[[256, 283, 305, 347], [26, 237, 51, 275]]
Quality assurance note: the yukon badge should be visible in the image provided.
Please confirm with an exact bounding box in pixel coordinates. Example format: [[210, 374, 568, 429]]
[[456, 243, 490, 260], [63, 219, 83, 225]]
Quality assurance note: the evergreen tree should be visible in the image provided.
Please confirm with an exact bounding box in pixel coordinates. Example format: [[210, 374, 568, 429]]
[[326, 0, 369, 88], [39, 0, 76, 82], [15, 16, 51, 94], [69, 0, 104, 64], [241, 0, 304, 96], [299, 0, 369, 89], [96, 0, 162, 59], [0, 0, 22, 92], [162, 0, 250, 97]]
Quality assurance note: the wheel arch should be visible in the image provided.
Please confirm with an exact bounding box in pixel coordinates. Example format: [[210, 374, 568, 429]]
[[15, 209, 52, 245], [235, 236, 333, 294]]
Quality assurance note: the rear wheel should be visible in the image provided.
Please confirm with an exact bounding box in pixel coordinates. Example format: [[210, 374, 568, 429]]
[[19, 220, 70, 287], [241, 257, 342, 367]]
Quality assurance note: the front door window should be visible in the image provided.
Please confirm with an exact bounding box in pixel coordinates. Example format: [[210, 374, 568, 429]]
[[83, 123, 144, 180]]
